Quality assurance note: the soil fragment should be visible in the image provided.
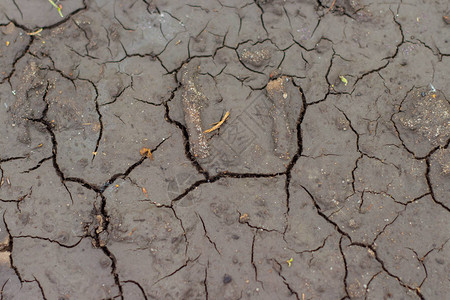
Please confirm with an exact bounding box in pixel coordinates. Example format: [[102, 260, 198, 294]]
[[180, 62, 210, 159]]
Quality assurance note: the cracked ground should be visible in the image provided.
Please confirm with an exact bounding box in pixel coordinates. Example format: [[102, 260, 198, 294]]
[[0, 0, 449, 299]]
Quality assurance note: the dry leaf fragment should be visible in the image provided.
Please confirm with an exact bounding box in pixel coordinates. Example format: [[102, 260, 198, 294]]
[[239, 213, 249, 223], [286, 257, 293, 267], [128, 227, 137, 236], [444, 15, 450, 24], [140, 147, 153, 159]]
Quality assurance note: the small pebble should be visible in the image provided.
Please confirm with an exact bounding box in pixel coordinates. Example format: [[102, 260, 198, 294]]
[[223, 274, 232, 284]]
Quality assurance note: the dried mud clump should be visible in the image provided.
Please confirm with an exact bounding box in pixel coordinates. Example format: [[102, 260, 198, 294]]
[[266, 76, 300, 160], [398, 89, 450, 147], [0, 235, 10, 267], [435, 148, 450, 175], [180, 62, 210, 159], [240, 48, 272, 67]]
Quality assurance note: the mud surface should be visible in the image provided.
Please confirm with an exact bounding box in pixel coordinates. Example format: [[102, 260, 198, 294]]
[[1, 0, 449, 299]]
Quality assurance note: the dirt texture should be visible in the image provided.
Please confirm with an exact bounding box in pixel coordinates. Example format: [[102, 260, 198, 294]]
[[0, 0, 449, 299]]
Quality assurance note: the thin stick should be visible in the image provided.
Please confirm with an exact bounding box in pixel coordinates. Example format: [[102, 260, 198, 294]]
[[204, 111, 230, 133], [325, 0, 336, 14]]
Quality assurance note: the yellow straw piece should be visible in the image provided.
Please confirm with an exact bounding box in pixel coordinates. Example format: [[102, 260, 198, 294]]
[[26, 28, 43, 36]]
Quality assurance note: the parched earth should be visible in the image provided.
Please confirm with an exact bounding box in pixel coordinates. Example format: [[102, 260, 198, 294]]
[[0, 0, 449, 299]]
